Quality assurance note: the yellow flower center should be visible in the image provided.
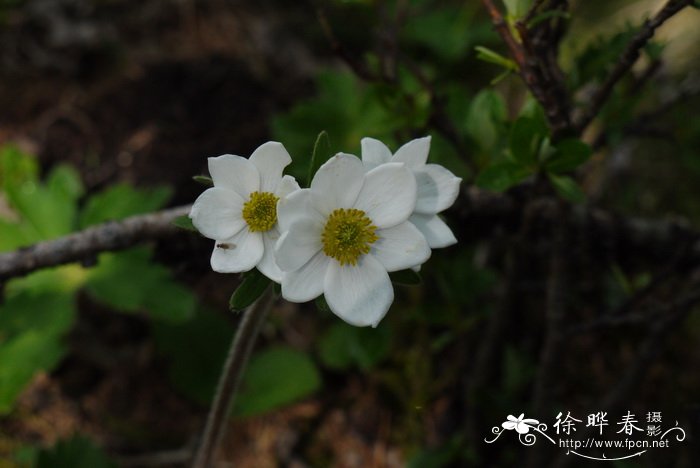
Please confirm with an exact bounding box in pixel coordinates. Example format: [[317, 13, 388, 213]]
[[242, 191, 279, 232], [321, 208, 378, 266]]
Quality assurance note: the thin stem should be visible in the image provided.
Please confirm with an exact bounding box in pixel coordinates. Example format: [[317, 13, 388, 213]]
[[190, 286, 276, 468]]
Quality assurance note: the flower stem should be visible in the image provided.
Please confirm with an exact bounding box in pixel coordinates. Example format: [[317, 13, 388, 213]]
[[190, 286, 276, 468]]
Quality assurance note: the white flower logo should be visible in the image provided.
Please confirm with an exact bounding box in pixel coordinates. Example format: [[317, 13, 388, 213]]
[[502, 414, 540, 434], [274, 153, 430, 327], [360, 136, 461, 249], [189, 142, 300, 282]]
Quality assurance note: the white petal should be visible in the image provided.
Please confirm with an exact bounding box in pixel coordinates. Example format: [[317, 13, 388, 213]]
[[189, 187, 246, 240], [310, 153, 364, 215], [360, 137, 392, 170], [281, 251, 330, 303], [257, 229, 283, 283], [414, 164, 462, 214], [353, 162, 416, 229], [249, 142, 292, 193], [210, 228, 264, 273], [372, 221, 430, 272], [274, 218, 323, 272], [208, 154, 260, 198], [392, 136, 431, 169], [277, 189, 323, 233], [409, 213, 457, 248], [324, 254, 393, 327], [275, 175, 301, 199], [502, 422, 517, 430]]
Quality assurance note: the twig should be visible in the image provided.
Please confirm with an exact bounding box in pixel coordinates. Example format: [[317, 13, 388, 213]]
[[0, 205, 191, 281], [191, 287, 276, 468], [481, 0, 573, 138], [575, 0, 694, 133]]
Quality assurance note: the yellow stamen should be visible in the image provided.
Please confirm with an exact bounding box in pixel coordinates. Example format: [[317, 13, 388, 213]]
[[322, 208, 378, 266], [242, 191, 279, 232]]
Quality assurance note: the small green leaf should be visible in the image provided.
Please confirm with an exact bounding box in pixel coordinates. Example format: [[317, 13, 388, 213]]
[[79, 184, 172, 228], [476, 161, 532, 192], [548, 173, 586, 203], [192, 175, 213, 186], [36, 435, 116, 468], [172, 215, 197, 232], [503, 0, 533, 18], [390, 269, 422, 285], [545, 139, 592, 173], [474, 46, 519, 71], [465, 89, 507, 151], [234, 346, 321, 417], [229, 269, 271, 312], [509, 116, 546, 166], [315, 296, 331, 314], [308, 131, 332, 187]]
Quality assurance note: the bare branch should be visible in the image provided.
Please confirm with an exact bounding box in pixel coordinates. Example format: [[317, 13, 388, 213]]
[[575, 0, 694, 133], [0, 205, 191, 281]]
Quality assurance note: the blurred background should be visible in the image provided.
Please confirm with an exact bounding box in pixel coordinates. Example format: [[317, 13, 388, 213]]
[[1, 0, 700, 466]]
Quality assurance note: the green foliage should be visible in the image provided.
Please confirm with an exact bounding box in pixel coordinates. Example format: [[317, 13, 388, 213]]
[[0, 146, 195, 413], [308, 130, 332, 187], [172, 214, 197, 232], [229, 269, 271, 312], [85, 248, 196, 323], [544, 139, 592, 173], [233, 346, 321, 417], [192, 175, 213, 186], [317, 321, 392, 370], [36, 435, 116, 468], [465, 89, 508, 158], [547, 172, 585, 203]]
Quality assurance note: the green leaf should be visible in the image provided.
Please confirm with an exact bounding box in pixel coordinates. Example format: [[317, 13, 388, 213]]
[[79, 183, 172, 228], [548, 173, 586, 203], [508, 116, 546, 166], [0, 331, 67, 414], [233, 346, 321, 417], [544, 139, 592, 173], [36, 435, 116, 468], [229, 269, 271, 312], [465, 89, 507, 151], [307, 131, 331, 187], [390, 269, 422, 285], [474, 46, 518, 71], [85, 248, 195, 323], [315, 296, 331, 314], [476, 161, 532, 192], [172, 215, 197, 232], [317, 322, 392, 371], [153, 308, 234, 405], [503, 0, 533, 18], [192, 175, 213, 186]]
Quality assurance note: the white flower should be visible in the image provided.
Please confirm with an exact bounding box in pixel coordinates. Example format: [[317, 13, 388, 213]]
[[275, 154, 430, 327], [502, 414, 540, 434], [361, 136, 461, 249], [189, 142, 299, 282]]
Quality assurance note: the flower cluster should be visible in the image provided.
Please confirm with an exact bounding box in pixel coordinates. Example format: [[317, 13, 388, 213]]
[[189, 137, 461, 327]]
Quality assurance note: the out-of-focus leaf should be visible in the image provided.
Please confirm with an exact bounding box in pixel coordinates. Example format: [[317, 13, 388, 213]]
[[476, 161, 532, 192], [86, 248, 195, 323], [508, 116, 546, 166], [465, 89, 507, 152], [545, 139, 592, 173], [36, 435, 116, 468], [229, 269, 271, 312], [234, 346, 321, 417], [317, 322, 392, 371], [153, 308, 235, 405], [0, 331, 67, 414], [503, 0, 533, 18], [548, 173, 585, 203], [79, 183, 172, 228]]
